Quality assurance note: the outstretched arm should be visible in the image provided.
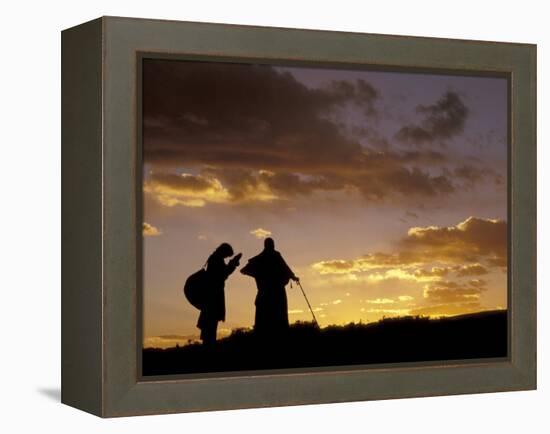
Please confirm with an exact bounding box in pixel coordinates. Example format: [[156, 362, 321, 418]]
[[224, 253, 242, 278], [240, 255, 258, 277], [279, 254, 299, 282], [240, 263, 253, 276]]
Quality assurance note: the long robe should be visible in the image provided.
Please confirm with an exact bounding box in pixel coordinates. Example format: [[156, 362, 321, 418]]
[[197, 254, 238, 334], [241, 249, 295, 334]]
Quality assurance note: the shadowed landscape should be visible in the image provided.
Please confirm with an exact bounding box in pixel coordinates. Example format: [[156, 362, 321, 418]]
[[142, 61, 509, 374], [142, 309, 507, 376]]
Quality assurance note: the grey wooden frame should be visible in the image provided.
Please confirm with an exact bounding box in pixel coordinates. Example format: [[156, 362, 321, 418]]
[[61, 16, 536, 417]]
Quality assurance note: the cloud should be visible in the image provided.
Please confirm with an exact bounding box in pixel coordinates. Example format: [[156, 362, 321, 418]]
[[362, 296, 414, 305], [409, 302, 484, 317], [396, 91, 469, 145], [454, 165, 488, 184], [312, 252, 416, 275], [310, 216, 505, 318], [469, 278, 487, 287], [423, 280, 487, 303], [453, 164, 504, 190], [364, 298, 396, 304], [366, 268, 442, 283], [313, 217, 506, 276], [143, 60, 378, 171], [403, 216, 507, 266], [146, 158, 457, 208], [454, 263, 489, 277], [250, 228, 272, 239], [398, 295, 415, 302], [143, 60, 470, 206], [143, 334, 198, 348], [143, 222, 162, 236], [312, 216, 506, 281], [364, 308, 412, 315], [144, 172, 230, 207], [413, 266, 450, 278], [313, 263, 434, 285]]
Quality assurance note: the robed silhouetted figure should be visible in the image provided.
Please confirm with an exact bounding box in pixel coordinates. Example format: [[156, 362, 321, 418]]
[[241, 238, 299, 336], [197, 243, 241, 345]]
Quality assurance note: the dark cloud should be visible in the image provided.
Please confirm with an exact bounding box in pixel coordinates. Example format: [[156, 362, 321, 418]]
[[453, 164, 503, 189], [143, 60, 462, 205], [325, 79, 379, 116], [454, 165, 486, 183], [395, 91, 469, 146], [360, 167, 454, 200], [143, 60, 377, 171]]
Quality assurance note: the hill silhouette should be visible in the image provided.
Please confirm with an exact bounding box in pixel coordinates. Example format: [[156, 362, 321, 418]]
[[142, 309, 507, 376]]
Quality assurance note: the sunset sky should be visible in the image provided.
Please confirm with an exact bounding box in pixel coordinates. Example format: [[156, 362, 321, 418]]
[[142, 59, 508, 349]]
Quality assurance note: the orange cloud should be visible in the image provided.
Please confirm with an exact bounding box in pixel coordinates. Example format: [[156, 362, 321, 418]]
[[423, 280, 487, 303], [469, 278, 487, 287], [409, 302, 485, 317], [288, 309, 304, 314], [403, 216, 507, 266], [250, 228, 272, 239], [310, 217, 505, 319], [364, 308, 412, 316], [313, 217, 506, 278], [143, 334, 198, 348], [455, 263, 489, 276], [143, 222, 162, 237], [398, 295, 415, 302], [414, 267, 450, 278], [364, 298, 396, 305], [312, 252, 417, 275], [144, 172, 231, 207], [366, 267, 443, 283]]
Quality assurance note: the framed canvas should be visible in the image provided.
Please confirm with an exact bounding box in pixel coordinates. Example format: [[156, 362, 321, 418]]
[[61, 16, 536, 417]]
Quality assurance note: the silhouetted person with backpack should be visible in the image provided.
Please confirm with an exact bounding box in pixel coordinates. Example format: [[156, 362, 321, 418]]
[[197, 243, 241, 346], [241, 238, 299, 337]]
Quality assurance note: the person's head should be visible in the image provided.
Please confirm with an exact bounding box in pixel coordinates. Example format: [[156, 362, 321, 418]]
[[264, 237, 275, 251], [214, 242, 234, 258]]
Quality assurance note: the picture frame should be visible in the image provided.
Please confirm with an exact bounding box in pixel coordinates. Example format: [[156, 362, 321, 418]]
[[61, 16, 536, 417]]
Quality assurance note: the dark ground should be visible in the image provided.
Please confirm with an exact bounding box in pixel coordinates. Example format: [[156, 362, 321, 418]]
[[142, 310, 507, 376]]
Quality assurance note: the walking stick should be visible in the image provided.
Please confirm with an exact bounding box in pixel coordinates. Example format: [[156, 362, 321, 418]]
[[296, 280, 319, 328]]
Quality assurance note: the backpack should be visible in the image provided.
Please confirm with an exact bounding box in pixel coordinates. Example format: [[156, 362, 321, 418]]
[[183, 266, 209, 310]]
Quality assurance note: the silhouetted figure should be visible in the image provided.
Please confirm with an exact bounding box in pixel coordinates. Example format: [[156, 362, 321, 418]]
[[241, 238, 299, 337], [197, 243, 241, 346]]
